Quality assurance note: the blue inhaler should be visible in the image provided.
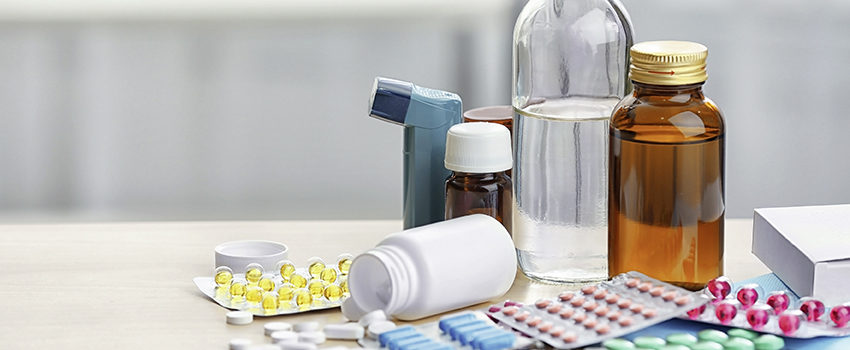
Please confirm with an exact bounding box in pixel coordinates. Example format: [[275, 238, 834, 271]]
[[369, 77, 462, 229]]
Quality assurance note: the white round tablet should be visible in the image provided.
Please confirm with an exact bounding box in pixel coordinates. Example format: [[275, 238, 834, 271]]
[[324, 323, 365, 340], [226, 311, 253, 325], [228, 338, 251, 350], [278, 342, 318, 350], [270, 330, 299, 344], [366, 320, 397, 339], [293, 321, 320, 332], [264, 322, 293, 335], [298, 331, 326, 344], [358, 309, 388, 327]]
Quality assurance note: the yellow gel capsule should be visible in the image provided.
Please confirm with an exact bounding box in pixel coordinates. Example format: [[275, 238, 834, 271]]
[[246, 286, 264, 303], [324, 284, 343, 301], [245, 263, 264, 283], [262, 292, 280, 311], [290, 274, 307, 288], [307, 257, 325, 278], [278, 283, 295, 302], [277, 260, 296, 281], [308, 279, 325, 297], [339, 276, 349, 294], [337, 254, 353, 275], [258, 277, 275, 292], [214, 266, 234, 286], [294, 289, 313, 307], [229, 280, 247, 298], [320, 267, 338, 283]]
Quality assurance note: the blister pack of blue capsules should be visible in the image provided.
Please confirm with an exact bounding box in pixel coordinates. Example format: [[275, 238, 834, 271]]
[[358, 311, 538, 350]]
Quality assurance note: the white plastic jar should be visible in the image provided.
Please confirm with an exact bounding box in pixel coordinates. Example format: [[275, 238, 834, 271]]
[[347, 214, 516, 320]]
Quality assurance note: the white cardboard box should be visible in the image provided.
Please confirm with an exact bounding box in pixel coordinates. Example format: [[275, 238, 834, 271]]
[[752, 204, 850, 305]]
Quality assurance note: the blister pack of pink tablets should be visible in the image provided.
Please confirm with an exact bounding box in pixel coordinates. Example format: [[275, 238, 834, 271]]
[[486, 271, 708, 349], [682, 276, 850, 338]]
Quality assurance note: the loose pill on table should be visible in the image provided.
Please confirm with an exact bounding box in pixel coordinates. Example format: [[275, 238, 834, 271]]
[[293, 321, 320, 332], [367, 320, 397, 339], [723, 337, 755, 350], [278, 342, 318, 350], [324, 323, 365, 340], [270, 330, 299, 344], [250, 345, 283, 350], [225, 311, 253, 325], [265, 322, 293, 335], [665, 333, 698, 346], [697, 329, 729, 343], [358, 309, 388, 327], [753, 334, 785, 350], [228, 338, 251, 350], [602, 338, 636, 350], [298, 331, 326, 344], [632, 336, 665, 349], [691, 341, 723, 350]]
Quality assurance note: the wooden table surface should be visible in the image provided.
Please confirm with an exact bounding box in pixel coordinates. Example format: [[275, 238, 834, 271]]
[[0, 219, 766, 349]]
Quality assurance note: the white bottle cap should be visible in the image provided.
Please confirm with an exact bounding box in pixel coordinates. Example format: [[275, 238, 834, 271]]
[[444, 122, 512, 173]]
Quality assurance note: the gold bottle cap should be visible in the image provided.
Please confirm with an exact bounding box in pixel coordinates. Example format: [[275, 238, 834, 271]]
[[630, 41, 708, 85]]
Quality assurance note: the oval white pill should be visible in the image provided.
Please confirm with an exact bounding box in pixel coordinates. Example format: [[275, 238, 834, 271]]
[[358, 309, 387, 327], [228, 338, 251, 350], [366, 320, 397, 339], [270, 330, 299, 344], [264, 322, 293, 336], [226, 311, 253, 325], [293, 321, 320, 332], [324, 323, 365, 340], [277, 343, 318, 350], [298, 331, 326, 344]]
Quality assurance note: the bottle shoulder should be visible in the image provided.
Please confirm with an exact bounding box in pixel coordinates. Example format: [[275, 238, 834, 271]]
[[611, 90, 724, 142]]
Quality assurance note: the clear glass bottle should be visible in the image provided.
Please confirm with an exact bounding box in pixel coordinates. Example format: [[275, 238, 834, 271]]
[[609, 41, 725, 290], [512, 0, 633, 282]]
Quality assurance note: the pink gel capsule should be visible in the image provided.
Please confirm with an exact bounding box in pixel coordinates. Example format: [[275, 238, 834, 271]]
[[559, 308, 575, 319], [736, 284, 761, 309], [537, 321, 552, 332], [594, 289, 608, 299], [779, 310, 804, 336], [570, 296, 586, 307], [526, 316, 542, 327], [535, 299, 551, 309], [625, 278, 640, 288], [746, 303, 772, 330], [559, 291, 575, 302], [583, 301, 598, 311], [595, 306, 609, 316], [766, 291, 790, 315], [572, 313, 587, 323], [830, 305, 850, 327], [618, 316, 633, 327], [706, 276, 733, 302], [650, 286, 664, 297], [607, 311, 620, 321], [638, 282, 652, 292], [715, 300, 738, 325], [617, 299, 632, 308], [595, 323, 611, 334], [687, 304, 706, 320], [674, 295, 692, 306], [547, 304, 562, 314], [562, 332, 577, 343], [605, 294, 619, 304], [488, 306, 501, 313], [549, 326, 565, 337], [582, 318, 597, 329], [502, 306, 518, 316], [629, 304, 644, 313], [581, 285, 597, 295], [514, 311, 530, 322], [799, 297, 826, 321]]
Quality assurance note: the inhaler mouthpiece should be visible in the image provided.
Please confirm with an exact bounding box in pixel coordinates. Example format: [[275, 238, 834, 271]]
[[369, 77, 413, 124]]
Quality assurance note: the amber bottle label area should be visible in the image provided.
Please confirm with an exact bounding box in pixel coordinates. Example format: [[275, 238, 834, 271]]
[[609, 125, 725, 291]]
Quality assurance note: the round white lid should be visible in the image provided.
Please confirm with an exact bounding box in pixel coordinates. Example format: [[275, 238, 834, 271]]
[[444, 122, 512, 173]]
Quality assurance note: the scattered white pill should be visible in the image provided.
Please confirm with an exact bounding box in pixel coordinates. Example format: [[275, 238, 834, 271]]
[[358, 309, 388, 327], [228, 338, 251, 350], [264, 322, 293, 336], [245, 345, 279, 350], [298, 331, 327, 344], [270, 330, 299, 344], [324, 323, 365, 340], [293, 321, 320, 332], [341, 297, 369, 321], [226, 311, 253, 325], [278, 342, 318, 350], [366, 320, 397, 339]]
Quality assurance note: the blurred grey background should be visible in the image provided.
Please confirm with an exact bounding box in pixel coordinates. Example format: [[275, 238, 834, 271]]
[[0, 0, 848, 222]]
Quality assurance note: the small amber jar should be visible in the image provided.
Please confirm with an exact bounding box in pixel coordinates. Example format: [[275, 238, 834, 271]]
[[608, 41, 725, 290], [444, 123, 513, 233]]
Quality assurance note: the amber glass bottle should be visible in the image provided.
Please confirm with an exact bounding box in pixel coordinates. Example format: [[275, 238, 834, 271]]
[[444, 123, 513, 233], [609, 41, 725, 290]]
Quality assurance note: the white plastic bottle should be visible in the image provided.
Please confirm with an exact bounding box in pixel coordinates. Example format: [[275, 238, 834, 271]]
[[347, 214, 516, 321]]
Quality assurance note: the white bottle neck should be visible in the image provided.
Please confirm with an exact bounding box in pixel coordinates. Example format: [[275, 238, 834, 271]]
[[349, 245, 417, 316]]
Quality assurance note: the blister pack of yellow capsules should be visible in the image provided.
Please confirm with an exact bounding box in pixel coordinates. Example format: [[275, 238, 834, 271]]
[[193, 254, 352, 316]]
